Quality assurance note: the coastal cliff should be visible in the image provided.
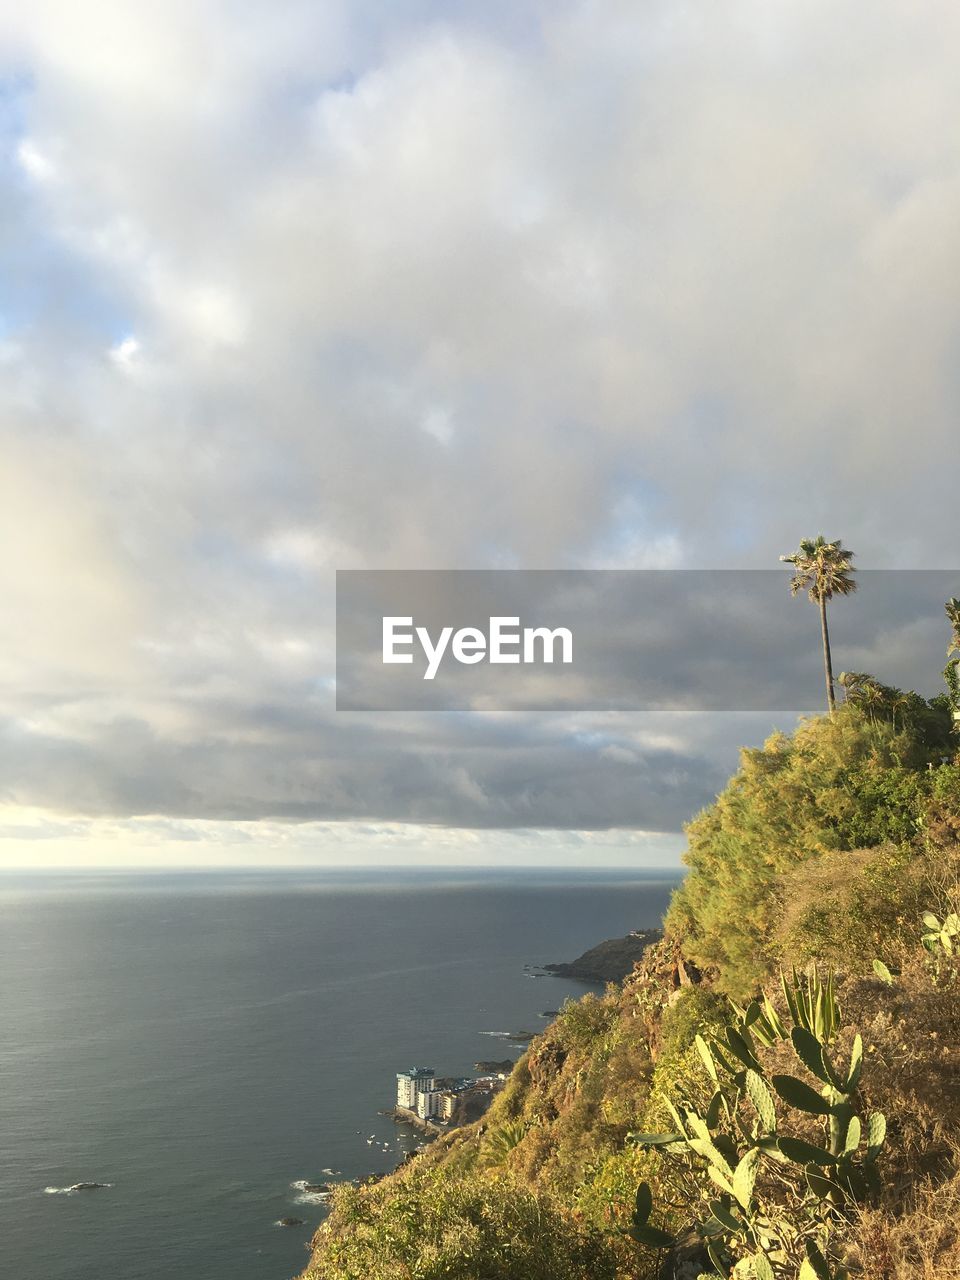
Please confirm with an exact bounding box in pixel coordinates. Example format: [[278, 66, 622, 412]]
[[300, 697, 960, 1279], [543, 928, 662, 983]]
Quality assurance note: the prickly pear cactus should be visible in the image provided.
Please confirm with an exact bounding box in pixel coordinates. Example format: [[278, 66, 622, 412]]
[[626, 967, 885, 1278]]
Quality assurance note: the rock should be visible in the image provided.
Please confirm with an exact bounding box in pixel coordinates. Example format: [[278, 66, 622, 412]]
[[627, 937, 703, 1058], [475, 1059, 514, 1072], [278, 1217, 305, 1228], [657, 1227, 712, 1279], [449, 1084, 500, 1126], [543, 929, 663, 983], [676, 956, 703, 988], [527, 1038, 568, 1086]]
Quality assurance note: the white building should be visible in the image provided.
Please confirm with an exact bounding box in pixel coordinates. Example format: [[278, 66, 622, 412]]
[[396, 1067, 435, 1109], [416, 1088, 447, 1120]]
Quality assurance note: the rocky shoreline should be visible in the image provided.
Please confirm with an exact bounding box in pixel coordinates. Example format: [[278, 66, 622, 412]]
[[310, 933, 663, 1207], [543, 928, 662, 983], [384, 1105, 446, 1134]]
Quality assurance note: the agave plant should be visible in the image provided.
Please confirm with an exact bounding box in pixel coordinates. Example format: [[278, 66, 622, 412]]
[[481, 1118, 529, 1166]]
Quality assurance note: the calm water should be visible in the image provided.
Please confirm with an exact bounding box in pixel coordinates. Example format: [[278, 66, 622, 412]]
[[0, 868, 679, 1280]]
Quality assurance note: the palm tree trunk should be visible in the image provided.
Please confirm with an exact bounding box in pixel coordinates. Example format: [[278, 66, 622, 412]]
[[818, 591, 835, 715]]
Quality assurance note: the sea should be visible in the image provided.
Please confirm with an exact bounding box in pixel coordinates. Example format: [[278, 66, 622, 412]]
[[0, 867, 680, 1280]]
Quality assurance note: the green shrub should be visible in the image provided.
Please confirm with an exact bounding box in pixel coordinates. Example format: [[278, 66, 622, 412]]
[[658, 986, 729, 1064], [305, 1167, 619, 1280], [553, 993, 619, 1051], [775, 843, 930, 972], [491, 1054, 532, 1120], [666, 704, 950, 995], [482, 1118, 530, 1166]]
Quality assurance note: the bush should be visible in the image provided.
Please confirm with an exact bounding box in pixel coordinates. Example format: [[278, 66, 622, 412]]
[[304, 1167, 620, 1280], [666, 704, 950, 995], [775, 843, 931, 972], [553, 993, 619, 1051]]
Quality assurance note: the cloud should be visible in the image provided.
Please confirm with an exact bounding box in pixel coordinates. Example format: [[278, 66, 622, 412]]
[[1, 1, 959, 851], [16, 137, 57, 183], [0, 699, 732, 830]]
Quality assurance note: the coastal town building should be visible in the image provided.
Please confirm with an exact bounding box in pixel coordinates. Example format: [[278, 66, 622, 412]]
[[415, 1088, 446, 1120], [415, 1085, 466, 1121], [396, 1067, 435, 1109], [395, 1068, 504, 1129]]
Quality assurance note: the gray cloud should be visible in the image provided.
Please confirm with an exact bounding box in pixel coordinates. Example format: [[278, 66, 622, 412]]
[[0, 705, 729, 830]]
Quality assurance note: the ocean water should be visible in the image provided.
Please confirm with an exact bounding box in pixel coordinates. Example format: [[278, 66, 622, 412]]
[[0, 867, 680, 1280]]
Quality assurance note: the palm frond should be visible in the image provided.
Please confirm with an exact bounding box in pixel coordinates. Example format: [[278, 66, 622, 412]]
[[780, 535, 857, 601]]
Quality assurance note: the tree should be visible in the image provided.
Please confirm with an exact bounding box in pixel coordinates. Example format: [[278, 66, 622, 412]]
[[780, 536, 857, 714], [946, 597, 960, 656], [945, 598, 960, 726]]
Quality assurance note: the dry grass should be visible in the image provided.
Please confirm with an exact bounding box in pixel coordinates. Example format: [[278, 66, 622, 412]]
[[854, 1159, 960, 1279]]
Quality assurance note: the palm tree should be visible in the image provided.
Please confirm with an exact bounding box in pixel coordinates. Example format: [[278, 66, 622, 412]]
[[780, 536, 857, 714], [946, 597, 960, 657], [945, 598, 960, 728], [890, 690, 912, 735]]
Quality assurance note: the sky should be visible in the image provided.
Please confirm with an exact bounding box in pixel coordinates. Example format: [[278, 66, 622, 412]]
[[1, 0, 960, 867]]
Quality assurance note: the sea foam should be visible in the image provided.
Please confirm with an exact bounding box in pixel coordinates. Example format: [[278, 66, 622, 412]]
[[44, 1182, 113, 1195]]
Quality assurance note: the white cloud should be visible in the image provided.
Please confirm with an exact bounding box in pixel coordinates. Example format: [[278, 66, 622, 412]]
[[16, 137, 58, 182], [421, 407, 454, 446], [1, 0, 960, 850], [109, 334, 140, 365], [0, 805, 686, 868]]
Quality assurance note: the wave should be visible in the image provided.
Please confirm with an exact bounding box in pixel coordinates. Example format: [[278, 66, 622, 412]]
[[290, 1179, 334, 1206], [44, 1182, 113, 1195], [292, 1189, 333, 1205]]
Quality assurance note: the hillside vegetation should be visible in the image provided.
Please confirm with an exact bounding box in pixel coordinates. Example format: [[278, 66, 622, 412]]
[[301, 688, 960, 1279]]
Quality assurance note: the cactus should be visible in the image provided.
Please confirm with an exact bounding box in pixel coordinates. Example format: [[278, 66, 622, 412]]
[[871, 959, 894, 985], [921, 910, 960, 956], [798, 1239, 849, 1280], [626, 967, 884, 1277], [624, 1181, 673, 1249]]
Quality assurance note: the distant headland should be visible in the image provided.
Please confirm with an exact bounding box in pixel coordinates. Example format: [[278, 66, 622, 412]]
[[543, 927, 663, 983]]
